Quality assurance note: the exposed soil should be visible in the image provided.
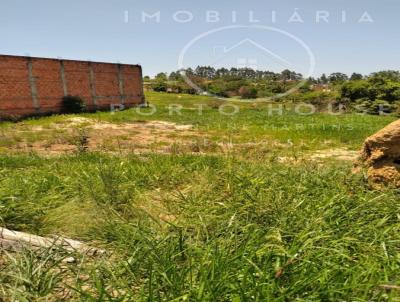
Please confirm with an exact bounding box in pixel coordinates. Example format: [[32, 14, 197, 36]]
[[310, 148, 359, 161], [1, 117, 368, 165], [7, 118, 199, 155]]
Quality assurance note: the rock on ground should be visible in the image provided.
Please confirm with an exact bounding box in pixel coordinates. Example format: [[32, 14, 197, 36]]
[[360, 119, 400, 188]]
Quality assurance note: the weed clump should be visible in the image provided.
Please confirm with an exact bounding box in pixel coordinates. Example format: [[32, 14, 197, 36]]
[[62, 95, 86, 114], [74, 128, 89, 153]]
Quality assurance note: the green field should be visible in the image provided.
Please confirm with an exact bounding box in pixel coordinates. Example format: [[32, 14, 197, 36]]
[[0, 92, 399, 301]]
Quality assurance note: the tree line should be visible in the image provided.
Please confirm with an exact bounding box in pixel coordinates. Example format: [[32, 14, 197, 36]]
[[144, 67, 400, 115]]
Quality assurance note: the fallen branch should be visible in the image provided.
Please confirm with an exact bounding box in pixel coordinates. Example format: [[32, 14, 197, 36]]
[[0, 227, 105, 256]]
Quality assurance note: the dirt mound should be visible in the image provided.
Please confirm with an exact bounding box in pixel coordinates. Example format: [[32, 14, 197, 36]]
[[360, 119, 400, 188]]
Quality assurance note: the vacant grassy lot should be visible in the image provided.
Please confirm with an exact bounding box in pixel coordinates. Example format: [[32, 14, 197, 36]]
[[0, 92, 396, 155], [0, 92, 399, 301]]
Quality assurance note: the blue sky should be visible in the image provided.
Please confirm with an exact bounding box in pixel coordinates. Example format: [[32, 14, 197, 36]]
[[0, 0, 398, 77]]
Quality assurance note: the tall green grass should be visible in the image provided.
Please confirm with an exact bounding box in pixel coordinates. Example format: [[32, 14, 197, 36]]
[[0, 153, 399, 301]]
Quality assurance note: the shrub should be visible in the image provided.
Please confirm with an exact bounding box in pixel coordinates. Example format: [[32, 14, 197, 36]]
[[62, 95, 86, 113], [256, 89, 273, 98], [153, 80, 168, 92], [208, 82, 229, 97], [354, 98, 396, 115], [238, 86, 258, 99]]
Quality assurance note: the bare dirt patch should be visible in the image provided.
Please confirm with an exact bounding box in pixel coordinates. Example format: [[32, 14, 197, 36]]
[[273, 148, 358, 164], [310, 148, 359, 161], [3, 118, 200, 155]]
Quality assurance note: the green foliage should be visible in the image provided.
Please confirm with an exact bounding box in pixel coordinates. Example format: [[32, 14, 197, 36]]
[[0, 153, 400, 300], [320, 73, 328, 84], [350, 72, 363, 81], [62, 95, 86, 114], [296, 90, 336, 103], [354, 98, 397, 115], [152, 73, 169, 92], [340, 71, 400, 114], [341, 80, 371, 101], [208, 81, 229, 97], [328, 72, 349, 83], [73, 128, 89, 153], [238, 86, 258, 99], [370, 70, 400, 82], [143, 67, 400, 115], [152, 80, 168, 92], [0, 247, 68, 300], [0, 94, 398, 300], [155, 73, 168, 81]]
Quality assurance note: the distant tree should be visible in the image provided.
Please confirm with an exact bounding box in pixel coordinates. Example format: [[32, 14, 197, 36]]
[[281, 69, 292, 81], [350, 73, 363, 81], [369, 70, 400, 81], [341, 73, 400, 103], [341, 80, 370, 101], [281, 69, 302, 81], [194, 66, 216, 79], [215, 67, 229, 78], [376, 80, 400, 102], [184, 68, 194, 76], [168, 71, 182, 81], [308, 77, 318, 84], [229, 68, 239, 78], [263, 71, 279, 81], [155, 72, 168, 81], [328, 72, 348, 84], [143, 75, 150, 81], [153, 72, 168, 92], [238, 68, 256, 79], [320, 73, 328, 84]]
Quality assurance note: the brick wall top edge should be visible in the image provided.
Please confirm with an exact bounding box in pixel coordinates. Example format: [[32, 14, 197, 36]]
[[0, 54, 142, 68]]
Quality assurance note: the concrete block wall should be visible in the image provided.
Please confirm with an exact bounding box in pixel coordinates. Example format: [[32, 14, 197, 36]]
[[0, 55, 145, 117]]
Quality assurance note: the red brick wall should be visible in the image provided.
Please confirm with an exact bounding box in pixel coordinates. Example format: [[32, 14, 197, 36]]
[[0, 55, 144, 118], [93, 63, 120, 109], [0, 56, 33, 115], [63, 60, 94, 110]]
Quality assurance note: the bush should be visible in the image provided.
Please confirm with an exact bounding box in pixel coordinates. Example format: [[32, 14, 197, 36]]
[[354, 98, 396, 115], [62, 95, 86, 113], [238, 86, 258, 99], [153, 80, 168, 92], [209, 82, 229, 97]]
